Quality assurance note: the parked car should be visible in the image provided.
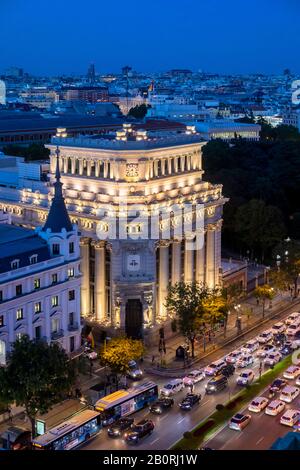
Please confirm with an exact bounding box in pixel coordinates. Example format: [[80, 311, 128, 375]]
[[124, 419, 154, 444], [264, 352, 282, 366], [248, 396, 269, 413], [205, 375, 228, 394], [107, 417, 134, 438], [183, 370, 205, 387], [283, 366, 300, 380], [265, 400, 285, 416], [257, 330, 273, 344], [229, 413, 251, 431], [236, 369, 255, 386], [241, 340, 259, 354], [149, 398, 174, 414], [236, 354, 254, 368], [179, 393, 201, 410], [280, 409, 300, 427], [226, 350, 242, 364], [160, 379, 184, 397], [204, 359, 227, 376]]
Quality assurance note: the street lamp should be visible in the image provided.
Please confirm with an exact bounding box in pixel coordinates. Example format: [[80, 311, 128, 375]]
[[276, 254, 281, 271]]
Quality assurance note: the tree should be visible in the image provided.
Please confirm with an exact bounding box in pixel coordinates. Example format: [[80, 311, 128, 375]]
[[3, 143, 50, 161], [128, 103, 149, 119], [269, 268, 289, 296], [0, 336, 76, 438], [100, 337, 145, 388], [165, 282, 226, 358], [274, 239, 300, 298], [234, 199, 286, 261], [221, 283, 244, 336], [254, 285, 275, 318]]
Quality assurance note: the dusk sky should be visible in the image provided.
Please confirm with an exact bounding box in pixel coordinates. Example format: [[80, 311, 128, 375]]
[[1, 0, 300, 75]]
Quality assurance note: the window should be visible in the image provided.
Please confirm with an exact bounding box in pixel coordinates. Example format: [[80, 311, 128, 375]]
[[34, 302, 42, 314], [35, 326, 41, 340], [0, 315, 4, 327], [52, 244, 60, 255], [16, 284, 22, 296], [69, 290, 75, 301], [70, 336, 75, 353], [34, 278, 40, 290], [30, 254, 38, 264], [68, 268, 74, 278], [16, 308, 23, 321], [11, 260, 19, 270], [51, 318, 59, 333], [52, 273, 58, 284], [69, 311, 74, 325], [69, 242, 74, 254], [51, 295, 58, 307]]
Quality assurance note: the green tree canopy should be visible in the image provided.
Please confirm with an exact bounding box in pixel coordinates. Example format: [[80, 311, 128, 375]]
[[0, 336, 76, 437]]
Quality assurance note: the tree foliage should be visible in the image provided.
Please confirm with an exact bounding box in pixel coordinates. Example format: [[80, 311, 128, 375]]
[[3, 143, 50, 161], [273, 239, 300, 297], [0, 336, 76, 437], [100, 337, 145, 379], [127, 103, 149, 119]]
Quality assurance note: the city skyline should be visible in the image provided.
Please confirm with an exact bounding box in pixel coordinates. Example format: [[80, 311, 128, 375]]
[[1, 0, 300, 75]]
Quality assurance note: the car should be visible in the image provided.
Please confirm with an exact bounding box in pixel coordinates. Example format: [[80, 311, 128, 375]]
[[236, 354, 254, 368], [285, 312, 300, 326], [226, 350, 242, 364], [264, 352, 282, 366], [257, 330, 273, 344], [160, 379, 184, 396], [271, 322, 286, 335], [283, 366, 300, 380], [280, 385, 300, 403], [127, 360, 143, 380], [219, 364, 235, 378], [291, 338, 300, 349], [205, 375, 228, 394], [236, 369, 255, 386], [286, 322, 300, 337], [124, 419, 154, 444], [273, 333, 286, 347], [280, 342, 294, 356], [280, 409, 300, 427], [295, 377, 300, 387], [179, 393, 201, 410], [269, 378, 287, 393], [229, 413, 251, 431], [183, 369, 205, 387], [256, 344, 276, 358], [265, 399, 285, 416], [204, 359, 227, 376], [107, 417, 134, 438], [149, 397, 174, 414], [241, 340, 259, 354], [248, 396, 269, 413]]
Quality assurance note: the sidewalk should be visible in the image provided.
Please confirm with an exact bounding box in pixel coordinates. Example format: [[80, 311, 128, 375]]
[[143, 291, 295, 372]]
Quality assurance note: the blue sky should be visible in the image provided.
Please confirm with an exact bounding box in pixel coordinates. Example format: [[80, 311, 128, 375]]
[[1, 0, 299, 75]]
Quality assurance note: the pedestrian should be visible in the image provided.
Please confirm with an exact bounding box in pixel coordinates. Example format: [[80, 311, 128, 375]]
[[256, 298, 259, 306], [151, 355, 155, 365]]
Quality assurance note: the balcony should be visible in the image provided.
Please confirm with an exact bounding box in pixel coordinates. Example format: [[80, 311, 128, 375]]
[[68, 322, 79, 332], [51, 329, 64, 340]]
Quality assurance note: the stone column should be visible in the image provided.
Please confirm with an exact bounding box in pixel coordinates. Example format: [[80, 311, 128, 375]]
[[71, 157, 76, 174], [93, 240, 106, 322], [95, 160, 100, 177], [184, 236, 194, 283], [87, 160, 92, 177], [80, 237, 90, 316], [154, 160, 158, 177], [195, 229, 206, 284], [187, 154, 191, 171], [63, 156, 68, 173], [79, 159, 84, 176], [161, 159, 166, 176], [158, 241, 170, 319], [171, 239, 182, 284], [180, 155, 185, 171], [206, 225, 216, 288], [109, 161, 114, 179], [168, 158, 172, 174], [174, 156, 179, 173]]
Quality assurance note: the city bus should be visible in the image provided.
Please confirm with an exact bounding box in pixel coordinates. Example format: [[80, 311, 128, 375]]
[[95, 381, 158, 425], [31, 409, 101, 450]]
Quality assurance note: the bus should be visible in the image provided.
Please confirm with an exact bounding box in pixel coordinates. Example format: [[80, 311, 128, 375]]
[[95, 381, 158, 426], [31, 409, 101, 450]]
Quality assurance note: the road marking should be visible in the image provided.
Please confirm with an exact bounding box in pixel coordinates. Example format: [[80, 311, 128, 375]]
[[159, 414, 168, 421], [177, 417, 185, 424], [150, 437, 159, 445], [94, 367, 105, 373], [256, 436, 265, 445], [201, 399, 212, 406]]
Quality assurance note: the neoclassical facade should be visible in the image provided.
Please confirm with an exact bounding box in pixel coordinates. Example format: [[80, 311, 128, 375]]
[[0, 124, 227, 339]]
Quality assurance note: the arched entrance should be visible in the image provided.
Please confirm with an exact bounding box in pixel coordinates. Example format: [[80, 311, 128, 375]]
[[125, 299, 143, 339]]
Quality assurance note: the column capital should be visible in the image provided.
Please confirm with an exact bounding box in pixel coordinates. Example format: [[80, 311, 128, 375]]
[[92, 240, 106, 249], [157, 240, 171, 248], [80, 236, 90, 246]]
